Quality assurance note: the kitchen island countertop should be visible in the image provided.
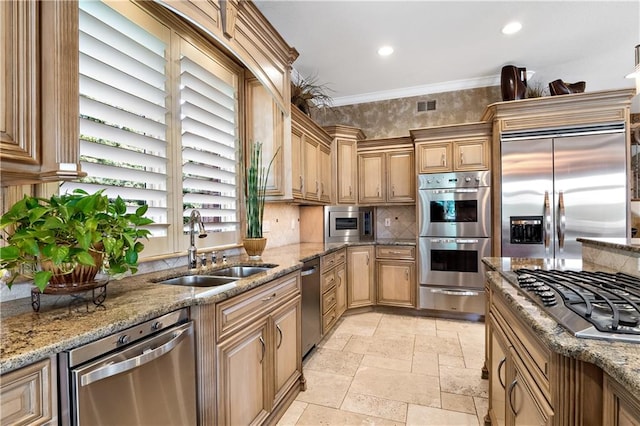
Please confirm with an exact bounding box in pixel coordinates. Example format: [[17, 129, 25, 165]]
[[483, 257, 640, 398]]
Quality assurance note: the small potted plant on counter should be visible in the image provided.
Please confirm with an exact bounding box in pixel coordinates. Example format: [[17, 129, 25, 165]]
[[0, 189, 153, 293]]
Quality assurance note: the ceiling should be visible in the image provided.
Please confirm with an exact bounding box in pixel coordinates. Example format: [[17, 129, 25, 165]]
[[253, 1, 639, 107]]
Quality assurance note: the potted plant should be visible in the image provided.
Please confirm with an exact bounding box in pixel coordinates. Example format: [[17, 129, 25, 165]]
[[0, 189, 153, 292], [244, 141, 278, 258], [290, 73, 333, 115]]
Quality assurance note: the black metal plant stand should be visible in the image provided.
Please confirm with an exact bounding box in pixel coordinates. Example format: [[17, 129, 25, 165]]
[[31, 278, 109, 312]]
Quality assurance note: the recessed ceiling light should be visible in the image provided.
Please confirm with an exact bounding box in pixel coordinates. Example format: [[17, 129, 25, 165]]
[[502, 22, 522, 35], [378, 46, 394, 56]]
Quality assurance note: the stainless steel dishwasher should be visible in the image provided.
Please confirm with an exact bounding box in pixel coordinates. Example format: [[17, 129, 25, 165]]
[[59, 308, 197, 426], [301, 257, 321, 358]]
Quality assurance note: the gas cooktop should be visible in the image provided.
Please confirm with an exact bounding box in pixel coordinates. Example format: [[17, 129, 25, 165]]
[[514, 269, 640, 344]]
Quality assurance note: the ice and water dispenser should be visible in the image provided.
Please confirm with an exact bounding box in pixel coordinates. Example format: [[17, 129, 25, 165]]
[[509, 216, 543, 244]]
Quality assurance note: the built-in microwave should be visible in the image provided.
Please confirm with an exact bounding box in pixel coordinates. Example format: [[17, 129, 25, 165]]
[[324, 206, 374, 242]]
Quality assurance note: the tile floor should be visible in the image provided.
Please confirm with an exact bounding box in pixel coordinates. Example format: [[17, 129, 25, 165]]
[[278, 312, 488, 426]]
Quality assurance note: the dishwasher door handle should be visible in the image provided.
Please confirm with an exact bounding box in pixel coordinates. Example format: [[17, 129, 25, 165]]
[[301, 266, 317, 277], [80, 326, 190, 386]]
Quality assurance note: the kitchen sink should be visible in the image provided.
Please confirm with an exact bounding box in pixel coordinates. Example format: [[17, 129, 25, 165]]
[[157, 275, 238, 287], [210, 265, 276, 278]]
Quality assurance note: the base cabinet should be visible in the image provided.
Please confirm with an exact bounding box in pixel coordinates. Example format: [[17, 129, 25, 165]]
[[0, 357, 57, 426], [321, 249, 346, 334], [603, 374, 640, 426], [347, 245, 375, 308], [215, 272, 302, 426], [375, 245, 416, 308]]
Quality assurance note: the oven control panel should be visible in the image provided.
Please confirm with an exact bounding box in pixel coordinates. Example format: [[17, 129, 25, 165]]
[[418, 170, 490, 189]]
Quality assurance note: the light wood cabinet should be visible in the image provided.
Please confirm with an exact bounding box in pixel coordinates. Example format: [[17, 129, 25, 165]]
[[291, 106, 332, 204], [375, 245, 416, 308], [0, 357, 57, 426], [603, 374, 640, 426], [357, 137, 415, 205], [324, 126, 367, 205], [347, 245, 375, 308], [411, 122, 491, 174], [321, 248, 346, 334], [508, 348, 553, 426], [1, 1, 83, 186], [215, 272, 302, 425]]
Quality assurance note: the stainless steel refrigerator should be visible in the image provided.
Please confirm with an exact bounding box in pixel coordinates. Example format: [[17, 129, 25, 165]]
[[501, 123, 628, 260]]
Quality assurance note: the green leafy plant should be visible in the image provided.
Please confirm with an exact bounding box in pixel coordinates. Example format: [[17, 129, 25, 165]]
[[245, 142, 278, 239], [0, 189, 154, 291]]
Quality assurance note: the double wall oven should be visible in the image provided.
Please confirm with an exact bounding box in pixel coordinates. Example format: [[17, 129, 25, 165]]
[[418, 171, 491, 316]]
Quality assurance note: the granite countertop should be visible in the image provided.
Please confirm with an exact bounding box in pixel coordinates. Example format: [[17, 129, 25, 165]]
[[483, 257, 640, 397], [0, 239, 415, 374], [577, 237, 640, 254]]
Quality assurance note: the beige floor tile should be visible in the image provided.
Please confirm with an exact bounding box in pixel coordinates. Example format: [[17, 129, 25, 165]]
[[349, 365, 441, 407], [343, 335, 373, 354], [341, 392, 408, 422], [318, 331, 351, 351], [412, 352, 439, 376], [412, 316, 438, 336], [276, 401, 308, 426], [474, 396, 489, 425], [303, 347, 364, 376], [439, 353, 465, 367], [441, 392, 476, 414], [334, 315, 380, 336], [436, 318, 485, 333], [295, 369, 352, 408], [296, 403, 401, 426], [415, 334, 462, 357], [406, 404, 479, 426], [362, 354, 412, 372], [439, 365, 488, 398], [436, 329, 460, 339], [366, 335, 415, 361]]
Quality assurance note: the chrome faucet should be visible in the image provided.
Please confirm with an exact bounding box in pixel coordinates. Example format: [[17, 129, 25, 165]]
[[188, 210, 207, 269]]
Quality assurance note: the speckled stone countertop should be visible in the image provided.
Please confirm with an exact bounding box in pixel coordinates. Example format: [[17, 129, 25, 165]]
[[0, 240, 415, 374], [577, 237, 640, 254], [483, 257, 640, 397]]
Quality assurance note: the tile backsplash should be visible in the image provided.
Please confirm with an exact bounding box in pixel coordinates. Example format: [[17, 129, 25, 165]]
[[375, 206, 416, 239], [262, 203, 301, 248]]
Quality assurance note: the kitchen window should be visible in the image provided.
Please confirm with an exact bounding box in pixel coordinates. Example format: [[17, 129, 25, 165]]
[[61, 0, 243, 258]]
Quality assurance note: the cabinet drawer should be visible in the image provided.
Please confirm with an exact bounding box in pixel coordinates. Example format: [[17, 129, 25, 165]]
[[334, 249, 346, 266], [321, 253, 336, 273], [216, 272, 300, 340], [322, 287, 337, 314], [376, 245, 415, 260], [322, 305, 337, 334], [321, 270, 337, 293], [1, 358, 55, 426]]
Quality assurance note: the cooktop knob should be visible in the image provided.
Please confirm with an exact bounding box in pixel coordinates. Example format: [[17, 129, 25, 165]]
[[465, 177, 471, 182], [118, 335, 131, 345]]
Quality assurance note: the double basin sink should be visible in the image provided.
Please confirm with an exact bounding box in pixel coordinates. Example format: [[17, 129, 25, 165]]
[[156, 265, 277, 287]]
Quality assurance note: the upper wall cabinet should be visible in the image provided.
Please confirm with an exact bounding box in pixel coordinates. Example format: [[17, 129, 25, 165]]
[[1, 1, 83, 186], [291, 106, 333, 204], [156, 0, 298, 115], [411, 122, 491, 174], [357, 137, 415, 205], [324, 125, 366, 205]]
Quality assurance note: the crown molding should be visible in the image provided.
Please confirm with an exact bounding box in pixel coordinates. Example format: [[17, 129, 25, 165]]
[[330, 74, 502, 107]]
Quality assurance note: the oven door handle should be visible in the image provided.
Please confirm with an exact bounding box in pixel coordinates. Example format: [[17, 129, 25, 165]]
[[429, 289, 481, 297], [79, 326, 190, 387]]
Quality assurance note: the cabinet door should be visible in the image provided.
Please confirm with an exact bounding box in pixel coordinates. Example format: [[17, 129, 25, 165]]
[[489, 316, 508, 426], [335, 262, 347, 317], [358, 153, 385, 204], [337, 139, 357, 204], [303, 136, 319, 200], [454, 139, 489, 171], [272, 297, 302, 407], [347, 246, 375, 308], [319, 143, 332, 203], [387, 150, 415, 203], [417, 142, 452, 173], [291, 127, 303, 199], [217, 320, 269, 426], [376, 261, 415, 307], [508, 350, 554, 426]]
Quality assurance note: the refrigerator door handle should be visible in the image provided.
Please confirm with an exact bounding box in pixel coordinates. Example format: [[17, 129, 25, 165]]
[[557, 191, 565, 253], [544, 191, 551, 253]]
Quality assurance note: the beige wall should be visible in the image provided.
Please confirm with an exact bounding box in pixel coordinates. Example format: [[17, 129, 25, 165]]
[[313, 86, 502, 139]]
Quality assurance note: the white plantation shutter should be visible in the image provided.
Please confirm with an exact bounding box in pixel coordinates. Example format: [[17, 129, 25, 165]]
[[180, 40, 240, 238], [62, 1, 170, 237]]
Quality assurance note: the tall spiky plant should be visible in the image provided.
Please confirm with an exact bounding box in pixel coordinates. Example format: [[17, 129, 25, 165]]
[[245, 142, 278, 238]]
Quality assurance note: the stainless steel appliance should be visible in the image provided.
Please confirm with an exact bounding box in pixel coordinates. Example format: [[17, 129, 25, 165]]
[[301, 257, 321, 358], [324, 206, 374, 243], [514, 269, 640, 343], [418, 171, 491, 315], [59, 308, 197, 426], [501, 123, 628, 260]]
